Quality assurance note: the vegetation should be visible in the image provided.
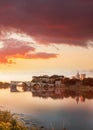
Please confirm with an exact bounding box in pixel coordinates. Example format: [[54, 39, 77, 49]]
[[62, 77, 93, 87], [82, 78, 93, 86], [0, 82, 10, 89], [0, 110, 27, 130]]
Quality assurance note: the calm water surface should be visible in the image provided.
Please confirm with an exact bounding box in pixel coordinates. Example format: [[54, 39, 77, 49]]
[[0, 88, 93, 130]]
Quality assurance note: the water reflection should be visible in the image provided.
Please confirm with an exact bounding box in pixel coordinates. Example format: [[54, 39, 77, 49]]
[[31, 87, 93, 104]]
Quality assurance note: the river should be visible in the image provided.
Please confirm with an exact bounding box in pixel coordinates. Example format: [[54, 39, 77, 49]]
[[0, 88, 93, 130]]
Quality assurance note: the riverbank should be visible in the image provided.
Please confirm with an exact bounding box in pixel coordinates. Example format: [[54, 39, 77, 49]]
[[0, 110, 46, 130], [0, 110, 66, 130], [0, 110, 27, 130]]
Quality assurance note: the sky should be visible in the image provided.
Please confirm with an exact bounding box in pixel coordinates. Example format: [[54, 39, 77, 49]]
[[0, 0, 93, 81]]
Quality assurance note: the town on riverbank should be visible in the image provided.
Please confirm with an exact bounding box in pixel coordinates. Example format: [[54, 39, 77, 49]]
[[0, 72, 93, 93]]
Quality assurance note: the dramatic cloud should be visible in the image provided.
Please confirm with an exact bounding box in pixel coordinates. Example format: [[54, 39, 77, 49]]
[[0, 39, 57, 63], [0, 0, 93, 46]]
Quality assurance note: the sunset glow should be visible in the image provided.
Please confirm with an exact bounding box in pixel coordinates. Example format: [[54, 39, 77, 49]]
[[0, 0, 93, 81]]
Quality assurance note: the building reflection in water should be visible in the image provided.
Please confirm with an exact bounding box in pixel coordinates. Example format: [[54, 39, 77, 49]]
[[30, 86, 93, 104], [75, 96, 85, 104]]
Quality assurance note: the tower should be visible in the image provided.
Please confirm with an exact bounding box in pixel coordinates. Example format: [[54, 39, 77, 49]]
[[76, 72, 80, 79]]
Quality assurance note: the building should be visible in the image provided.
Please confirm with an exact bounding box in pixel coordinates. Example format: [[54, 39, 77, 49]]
[[72, 72, 86, 80], [76, 72, 80, 79], [80, 74, 86, 80]]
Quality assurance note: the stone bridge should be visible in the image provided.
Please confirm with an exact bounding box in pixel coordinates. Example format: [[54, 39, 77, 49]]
[[10, 80, 62, 92], [10, 81, 24, 92], [10, 81, 42, 92]]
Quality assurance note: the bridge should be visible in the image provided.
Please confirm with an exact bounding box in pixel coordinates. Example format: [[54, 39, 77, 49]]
[[10, 81, 42, 92], [10, 80, 62, 92], [10, 81, 28, 92]]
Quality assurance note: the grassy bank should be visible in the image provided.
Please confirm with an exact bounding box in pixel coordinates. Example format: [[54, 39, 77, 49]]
[[0, 110, 27, 130]]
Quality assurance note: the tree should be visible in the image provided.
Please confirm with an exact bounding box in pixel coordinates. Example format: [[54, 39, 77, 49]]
[[82, 78, 93, 86]]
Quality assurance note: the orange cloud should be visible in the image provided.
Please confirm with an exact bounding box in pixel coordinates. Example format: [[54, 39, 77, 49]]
[[0, 39, 57, 64], [26, 52, 58, 59]]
